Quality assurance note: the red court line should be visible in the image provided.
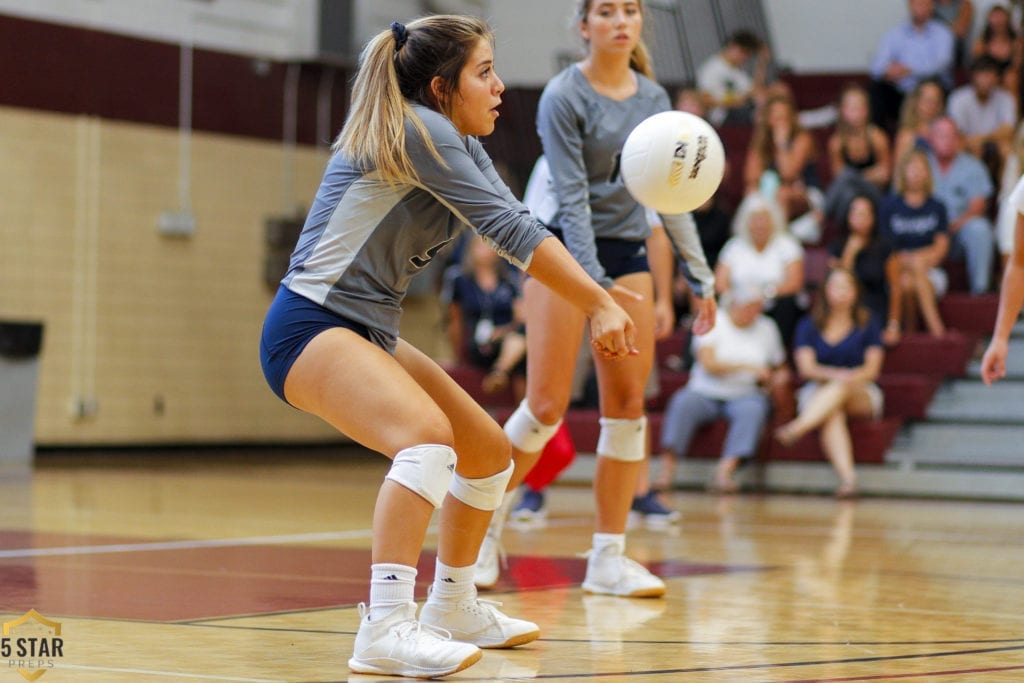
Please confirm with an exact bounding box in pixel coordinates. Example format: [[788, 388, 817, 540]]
[[781, 663, 1024, 682], [1, 529, 749, 621]]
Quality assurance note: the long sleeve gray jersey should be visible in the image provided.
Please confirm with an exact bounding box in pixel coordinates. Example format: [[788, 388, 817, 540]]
[[538, 65, 714, 296], [283, 104, 551, 352]]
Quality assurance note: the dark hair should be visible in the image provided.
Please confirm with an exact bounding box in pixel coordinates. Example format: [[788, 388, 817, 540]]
[[393, 16, 493, 117], [727, 29, 763, 52], [841, 194, 879, 241], [812, 267, 871, 329], [981, 5, 1017, 43], [971, 54, 1003, 74], [751, 93, 811, 174]]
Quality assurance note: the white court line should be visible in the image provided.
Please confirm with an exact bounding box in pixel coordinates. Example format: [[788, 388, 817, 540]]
[[58, 663, 284, 682], [0, 518, 600, 560], [0, 529, 375, 559]]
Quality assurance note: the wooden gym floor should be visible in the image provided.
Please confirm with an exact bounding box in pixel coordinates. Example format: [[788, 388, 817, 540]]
[[0, 447, 1022, 682]]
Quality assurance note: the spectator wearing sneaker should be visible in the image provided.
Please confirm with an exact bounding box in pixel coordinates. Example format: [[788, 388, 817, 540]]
[[259, 15, 642, 678], [655, 287, 789, 494], [475, 0, 717, 598], [926, 116, 996, 296]]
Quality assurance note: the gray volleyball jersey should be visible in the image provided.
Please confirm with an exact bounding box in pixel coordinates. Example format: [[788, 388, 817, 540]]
[[538, 65, 714, 296], [283, 104, 550, 352]]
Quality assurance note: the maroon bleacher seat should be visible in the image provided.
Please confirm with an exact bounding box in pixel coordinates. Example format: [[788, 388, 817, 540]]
[[938, 293, 999, 337], [647, 369, 689, 411], [882, 331, 975, 377], [878, 373, 941, 420], [803, 246, 831, 291], [655, 329, 689, 371], [716, 125, 754, 211], [444, 365, 518, 408]]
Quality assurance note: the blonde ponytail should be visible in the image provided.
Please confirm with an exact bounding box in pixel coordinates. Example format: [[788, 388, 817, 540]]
[[333, 15, 493, 186], [333, 28, 435, 185], [630, 40, 655, 80]]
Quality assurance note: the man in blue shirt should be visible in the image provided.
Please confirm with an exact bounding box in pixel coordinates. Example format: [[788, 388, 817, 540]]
[[869, 0, 955, 134], [927, 116, 995, 294]]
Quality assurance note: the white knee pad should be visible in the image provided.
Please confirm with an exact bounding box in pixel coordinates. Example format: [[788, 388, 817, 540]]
[[385, 444, 457, 509], [504, 399, 561, 453], [597, 416, 647, 462], [448, 461, 514, 511]]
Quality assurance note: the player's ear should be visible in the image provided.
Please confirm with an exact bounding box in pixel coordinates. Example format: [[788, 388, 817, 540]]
[[430, 76, 446, 109]]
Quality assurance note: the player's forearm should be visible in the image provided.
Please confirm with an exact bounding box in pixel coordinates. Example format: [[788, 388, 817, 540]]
[[992, 263, 1024, 344]]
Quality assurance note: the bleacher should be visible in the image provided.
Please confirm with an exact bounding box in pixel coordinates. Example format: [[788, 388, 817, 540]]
[[450, 73, 1023, 499]]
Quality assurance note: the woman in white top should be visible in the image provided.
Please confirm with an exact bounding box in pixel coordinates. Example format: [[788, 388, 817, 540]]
[[716, 193, 805, 345]]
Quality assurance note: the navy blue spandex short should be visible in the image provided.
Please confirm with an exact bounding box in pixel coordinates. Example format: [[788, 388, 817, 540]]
[[259, 285, 371, 404], [547, 228, 649, 278]]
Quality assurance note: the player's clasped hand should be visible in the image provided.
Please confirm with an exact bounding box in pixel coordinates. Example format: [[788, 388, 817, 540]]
[[589, 299, 639, 360]]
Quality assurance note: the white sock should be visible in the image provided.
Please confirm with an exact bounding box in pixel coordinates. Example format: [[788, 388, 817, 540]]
[[369, 563, 416, 621], [592, 532, 625, 556], [430, 559, 477, 603]]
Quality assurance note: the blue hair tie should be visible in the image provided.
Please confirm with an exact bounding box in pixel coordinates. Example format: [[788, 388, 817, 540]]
[[391, 22, 408, 51]]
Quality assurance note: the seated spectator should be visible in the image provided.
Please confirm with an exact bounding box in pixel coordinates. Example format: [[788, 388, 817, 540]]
[[927, 116, 996, 295], [829, 83, 893, 189], [775, 268, 886, 499], [744, 93, 823, 242], [824, 82, 893, 225], [440, 235, 527, 396], [763, 80, 840, 130], [654, 288, 790, 494], [971, 3, 1019, 95], [870, 0, 955, 135], [696, 29, 771, 127], [933, 0, 974, 68], [828, 195, 899, 344], [893, 77, 948, 164], [880, 150, 949, 336], [948, 55, 1017, 182], [995, 120, 1024, 268], [716, 193, 805, 345]]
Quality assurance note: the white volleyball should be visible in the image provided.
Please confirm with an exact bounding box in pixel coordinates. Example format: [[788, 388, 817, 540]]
[[620, 111, 725, 214]]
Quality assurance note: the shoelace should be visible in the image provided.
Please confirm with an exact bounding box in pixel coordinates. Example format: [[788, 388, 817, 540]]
[[393, 618, 454, 643], [356, 602, 455, 642], [618, 555, 654, 577], [470, 597, 505, 623], [578, 549, 655, 577]]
